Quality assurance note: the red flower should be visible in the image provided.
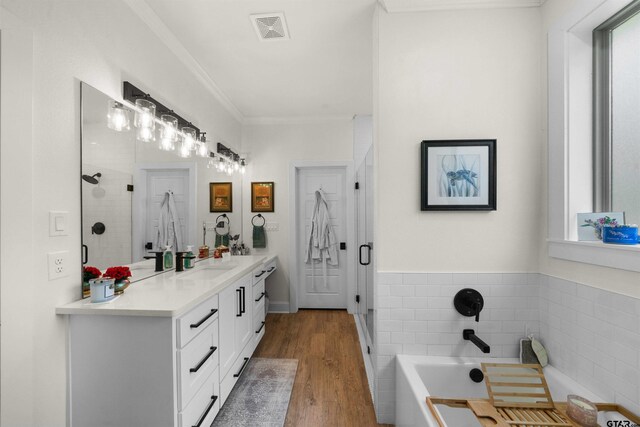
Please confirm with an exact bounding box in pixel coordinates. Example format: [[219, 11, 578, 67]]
[[83, 266, 102, 282], [104, 266, 132, 281]]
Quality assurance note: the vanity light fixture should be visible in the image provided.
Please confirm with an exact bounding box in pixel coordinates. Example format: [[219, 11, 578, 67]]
[[182, 126, 197, 151], [134, 98, 156, 142], [160, 114, 178, 141], [107, 100, 131, 132], [197, 133, 209, 158]]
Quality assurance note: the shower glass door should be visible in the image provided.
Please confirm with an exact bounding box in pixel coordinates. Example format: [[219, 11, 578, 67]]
[[356, 147, 374, 350]]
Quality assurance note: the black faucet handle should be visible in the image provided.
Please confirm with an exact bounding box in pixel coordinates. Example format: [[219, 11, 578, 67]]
[[143, 251, 164, 272]]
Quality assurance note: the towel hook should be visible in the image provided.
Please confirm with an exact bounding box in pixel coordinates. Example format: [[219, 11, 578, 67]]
[[251, 213, 266, 227]]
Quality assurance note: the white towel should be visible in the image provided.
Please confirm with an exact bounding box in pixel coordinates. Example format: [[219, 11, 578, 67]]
[[155, 191, 184, 252]]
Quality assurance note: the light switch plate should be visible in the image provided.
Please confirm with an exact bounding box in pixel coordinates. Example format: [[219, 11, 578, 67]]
[[265, 222, 279, 232], [48, 251, 69, 280], [49, 211, 69, 236]]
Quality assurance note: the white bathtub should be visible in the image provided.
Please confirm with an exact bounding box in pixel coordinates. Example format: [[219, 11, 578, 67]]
[[395, 355, 606, 427]]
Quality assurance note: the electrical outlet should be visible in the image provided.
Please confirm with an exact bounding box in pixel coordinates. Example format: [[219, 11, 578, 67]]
[[48, 251, 69, 280]]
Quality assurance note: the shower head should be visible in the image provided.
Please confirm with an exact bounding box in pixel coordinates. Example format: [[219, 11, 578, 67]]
[[82, 172, 102, 185]]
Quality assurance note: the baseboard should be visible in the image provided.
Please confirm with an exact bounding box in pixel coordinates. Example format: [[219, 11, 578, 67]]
[[267, 300, 290, 313]]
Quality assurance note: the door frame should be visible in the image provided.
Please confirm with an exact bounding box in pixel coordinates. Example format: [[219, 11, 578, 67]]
[[132, 162, 197, 262], [288, 161, 356, 314]]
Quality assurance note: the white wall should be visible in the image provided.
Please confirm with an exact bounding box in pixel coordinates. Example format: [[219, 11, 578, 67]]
[[241, 120, 353, 309], [376, 7, 543, 273], [0, 1, 241, 425]]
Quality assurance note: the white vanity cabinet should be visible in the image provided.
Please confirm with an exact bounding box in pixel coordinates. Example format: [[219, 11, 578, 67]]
[[57, 255, 275, 427], [68, 294, 220, 427], [218, 273, 253, 404]]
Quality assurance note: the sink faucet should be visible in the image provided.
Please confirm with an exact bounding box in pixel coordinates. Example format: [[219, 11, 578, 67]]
[[463, 329, 490, 353], [143, 251, 164, 272], [175, 252, 196, 272]]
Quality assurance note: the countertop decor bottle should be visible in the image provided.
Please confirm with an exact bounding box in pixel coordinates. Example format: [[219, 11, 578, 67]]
[[164, 245, 173, 269], [185, 245, 194, 269]]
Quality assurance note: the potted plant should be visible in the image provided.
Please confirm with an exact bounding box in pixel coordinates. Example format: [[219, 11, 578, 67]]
[[82, 266, 102, 299], [104, 266, 132, 295]]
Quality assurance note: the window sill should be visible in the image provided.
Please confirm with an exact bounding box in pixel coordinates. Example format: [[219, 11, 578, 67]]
[[548, 239, 640, 273]]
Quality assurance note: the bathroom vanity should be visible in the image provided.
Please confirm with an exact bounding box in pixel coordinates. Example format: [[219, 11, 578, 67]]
[[56, 255, 276, 427]]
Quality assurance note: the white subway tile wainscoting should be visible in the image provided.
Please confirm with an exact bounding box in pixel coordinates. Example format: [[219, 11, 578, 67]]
[[374, 272, 640, 424]]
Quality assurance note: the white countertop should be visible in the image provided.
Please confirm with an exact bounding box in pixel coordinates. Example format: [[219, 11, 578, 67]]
[[56, 255, 275, 318]]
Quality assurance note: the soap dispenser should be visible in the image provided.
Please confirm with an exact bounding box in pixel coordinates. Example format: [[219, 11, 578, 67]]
[[185, 245, 194, 269], [164, 245, 174, 269]]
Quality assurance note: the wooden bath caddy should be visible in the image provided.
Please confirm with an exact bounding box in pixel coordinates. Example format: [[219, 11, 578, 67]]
[[426, 363, 640, 427]]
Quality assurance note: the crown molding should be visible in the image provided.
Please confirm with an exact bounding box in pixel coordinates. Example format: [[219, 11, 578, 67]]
[[379, 0, 546, 13], [122, 0, 244, 123], [243, 114, 356, 126]]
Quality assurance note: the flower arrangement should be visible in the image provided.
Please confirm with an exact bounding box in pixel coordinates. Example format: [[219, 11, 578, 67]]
[[580, 215, 619, 240], [103, 266, 132, 281], [83, 266, 102, 282]]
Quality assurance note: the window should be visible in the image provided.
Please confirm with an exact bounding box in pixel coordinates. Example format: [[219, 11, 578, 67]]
[[594, 0, 640, 226]]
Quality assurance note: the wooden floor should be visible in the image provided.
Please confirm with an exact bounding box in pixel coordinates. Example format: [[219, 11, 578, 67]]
[[254, 309, 391, 427]]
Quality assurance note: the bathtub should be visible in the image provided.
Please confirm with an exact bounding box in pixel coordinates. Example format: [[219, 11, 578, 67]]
[[395, 355, 606, 427]]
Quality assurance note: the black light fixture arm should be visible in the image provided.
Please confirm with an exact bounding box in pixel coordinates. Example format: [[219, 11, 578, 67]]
[[122, 81, 202, 138]]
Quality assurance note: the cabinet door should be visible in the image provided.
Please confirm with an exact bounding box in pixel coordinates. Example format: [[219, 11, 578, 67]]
[[235, 274, 253, 352], [218, 284, 238, 379]]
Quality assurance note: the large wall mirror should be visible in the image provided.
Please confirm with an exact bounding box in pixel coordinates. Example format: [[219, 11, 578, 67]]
[[81, 82, 243, 292]]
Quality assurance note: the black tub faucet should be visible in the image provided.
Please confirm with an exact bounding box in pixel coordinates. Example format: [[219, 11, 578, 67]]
[[454, 288, 484, 322], [463, 329, 490, 353]]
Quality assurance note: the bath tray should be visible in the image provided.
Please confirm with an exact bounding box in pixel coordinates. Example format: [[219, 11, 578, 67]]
[[426, 363, 640, 427]]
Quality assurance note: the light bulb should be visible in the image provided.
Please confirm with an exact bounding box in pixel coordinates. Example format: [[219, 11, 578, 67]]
[[137, 126, 155, 142], [134, 99, 156, 130], [178, 142, 191, 158], [159, 136, 174, 151], [234, 161, 240, 171], [160, 114, 178, 142], [197, 141, 208, 158], [240, 159, 246, 175], [107, 101, 130, 132], [182, 127, 197, 151]]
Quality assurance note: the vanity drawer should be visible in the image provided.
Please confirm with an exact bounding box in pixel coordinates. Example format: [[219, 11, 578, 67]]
[[179, 367, 220, 427], [177, 318, 219, 410], [264, 258, 276, 278], [253, 279, 265, 312], [252, 265, 267, 285], [177, 294, 219, 348], [220, 344, 253, 405]]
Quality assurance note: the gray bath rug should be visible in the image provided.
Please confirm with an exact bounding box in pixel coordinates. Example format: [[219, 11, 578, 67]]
[[212, 358, 298, 427]]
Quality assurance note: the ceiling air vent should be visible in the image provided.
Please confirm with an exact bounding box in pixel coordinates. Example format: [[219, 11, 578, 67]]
[[250, 12, 290, 41]]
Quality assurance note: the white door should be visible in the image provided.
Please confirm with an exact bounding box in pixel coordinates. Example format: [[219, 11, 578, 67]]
[[145, 169, 189, 254], [297, 167, 348, 309]]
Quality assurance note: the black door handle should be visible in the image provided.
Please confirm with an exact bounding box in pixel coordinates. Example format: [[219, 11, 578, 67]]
[[255, 321, 265, 334], [236, 289, 242, 317], [82, 244, 88, 265], [359, 244, 371, 266], [240, 286, 246, 314]]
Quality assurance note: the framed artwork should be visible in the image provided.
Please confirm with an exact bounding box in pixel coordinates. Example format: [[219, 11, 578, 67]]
[[421, 139, 497, 211], [251, 182, 274, 212], [210, 182, 233, 212], [577, 212, 625, 241]]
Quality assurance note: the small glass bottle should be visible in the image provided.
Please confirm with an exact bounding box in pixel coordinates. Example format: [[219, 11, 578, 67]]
[[164, 245, 174, 269], [185, 245, 194, 269]]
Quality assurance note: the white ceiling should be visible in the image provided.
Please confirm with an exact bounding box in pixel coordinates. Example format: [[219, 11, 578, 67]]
[[138, 0, 376, 121]]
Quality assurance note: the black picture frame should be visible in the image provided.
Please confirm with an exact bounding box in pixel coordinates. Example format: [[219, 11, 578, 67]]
[[420, 139, 496, 211]]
